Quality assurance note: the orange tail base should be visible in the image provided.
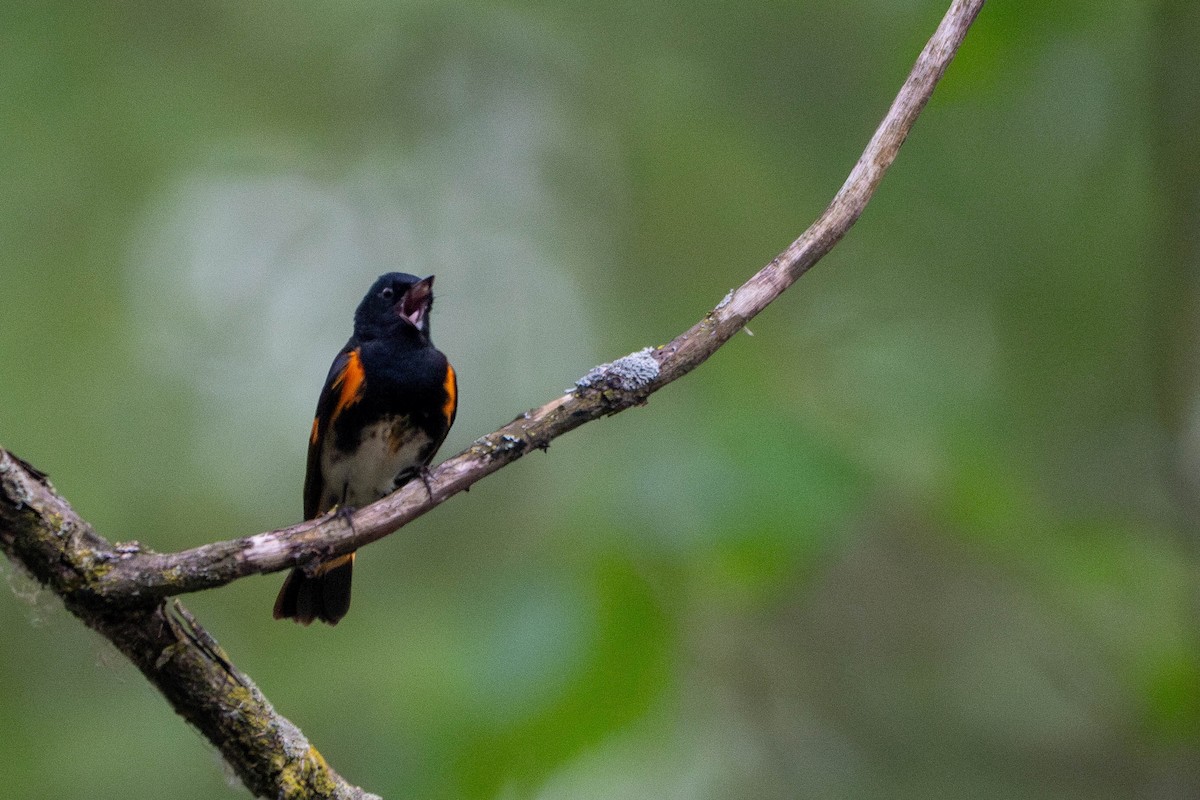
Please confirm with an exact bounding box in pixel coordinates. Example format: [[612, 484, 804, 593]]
[[273, 553, 354, 626]]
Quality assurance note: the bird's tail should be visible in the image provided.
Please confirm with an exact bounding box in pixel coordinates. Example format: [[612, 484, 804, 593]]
[[272, 552, 354, 625]]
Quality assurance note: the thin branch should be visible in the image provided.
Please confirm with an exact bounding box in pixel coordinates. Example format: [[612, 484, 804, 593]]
[[88, 0, 986, 603], [0, 2, 985, 798]]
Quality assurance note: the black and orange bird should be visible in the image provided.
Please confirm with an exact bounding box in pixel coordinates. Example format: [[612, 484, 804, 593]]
[[273, 272, 457, 625]]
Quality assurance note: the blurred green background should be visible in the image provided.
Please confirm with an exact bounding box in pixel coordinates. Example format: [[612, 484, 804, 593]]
[[3, 1, 1199, 798]]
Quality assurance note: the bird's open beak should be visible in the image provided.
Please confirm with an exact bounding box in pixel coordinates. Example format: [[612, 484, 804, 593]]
[[396, 276, 434, 329]]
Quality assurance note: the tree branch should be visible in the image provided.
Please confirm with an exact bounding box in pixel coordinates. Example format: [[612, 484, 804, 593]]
[[0, 1, 985, 797], [0, 451, 379, 800]]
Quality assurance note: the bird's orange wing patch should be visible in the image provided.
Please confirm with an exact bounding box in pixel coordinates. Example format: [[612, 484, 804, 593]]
[[330, 348, 366, 425]]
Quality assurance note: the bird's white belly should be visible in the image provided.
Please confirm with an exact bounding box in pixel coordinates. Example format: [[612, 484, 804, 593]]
[[319, 416, 432, 512]]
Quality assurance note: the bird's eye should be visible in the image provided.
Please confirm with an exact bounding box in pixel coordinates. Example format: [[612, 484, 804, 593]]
[[381, 287, 394, 300]]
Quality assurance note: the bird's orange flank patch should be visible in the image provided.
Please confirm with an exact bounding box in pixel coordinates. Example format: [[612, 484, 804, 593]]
[[442, 364, 457, 426], [331, 349, 366, 424], [310, 417, 320, 446]]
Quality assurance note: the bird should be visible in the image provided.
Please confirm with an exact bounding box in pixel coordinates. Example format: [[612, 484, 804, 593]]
[[273, 272, 457, 625]]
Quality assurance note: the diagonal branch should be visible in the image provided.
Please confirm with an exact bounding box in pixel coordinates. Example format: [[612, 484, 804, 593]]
[[0, 2, 985, 798], [85, 0, 986, 603]]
